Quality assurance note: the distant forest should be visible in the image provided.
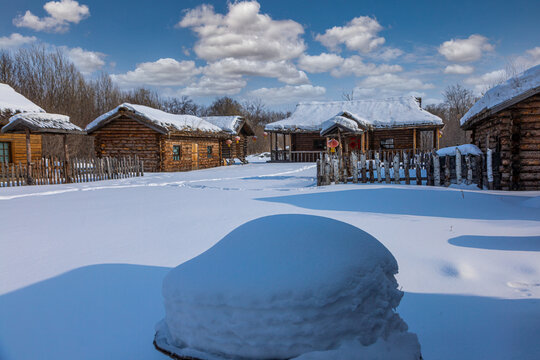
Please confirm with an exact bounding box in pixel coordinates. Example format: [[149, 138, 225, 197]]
[[1, 45, 480, 157]]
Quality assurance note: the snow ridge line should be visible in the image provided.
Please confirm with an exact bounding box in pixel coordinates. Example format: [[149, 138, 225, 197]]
[[0, 165, 316, 200]]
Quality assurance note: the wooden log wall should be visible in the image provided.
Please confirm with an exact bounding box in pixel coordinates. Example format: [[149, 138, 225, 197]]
[[0, 133, 42, 164], [161, 135, 221, 172], [0, 156, 143, 187], [221, 135, 248, 163], [91, 116, 161, 172], [470, 92, 540, 190]]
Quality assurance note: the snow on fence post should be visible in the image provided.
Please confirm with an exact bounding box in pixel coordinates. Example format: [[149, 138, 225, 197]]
[[376, 152, 382, 183], [455, 147, 462, 185], [383, 154, 390, 184], [360, 153, 367, 183], [432, 150, 440, 186], [487, 148, 494, 190], [323, 154, 330, 185], [404, 152, 410, 185], [351, 151, 358, 183], [465, 155, 472, 185], [393, 154, 400, 184]]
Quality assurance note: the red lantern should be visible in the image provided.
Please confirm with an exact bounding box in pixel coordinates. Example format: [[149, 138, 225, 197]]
[[327, 138, 339, 153], [253, 136, 257, 142], [226, 139, 233, 147], [235, 136, 241, 144], [263, 132, 268, 138]]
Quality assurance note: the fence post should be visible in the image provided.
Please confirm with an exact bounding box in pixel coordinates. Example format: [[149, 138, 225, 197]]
[[360, 153, 366, 183], [351, 151, 358, 183], [487, 148, 494, 190], [384, 153, 390, 184], [404, 152, 410, 185], [465, 155, 472, 185], [455, 148, 462, 185], [375, 152, 381, 183], [444, 155, 451, 187], [393, 154, 400, 184], [432, 151, 440, 186]]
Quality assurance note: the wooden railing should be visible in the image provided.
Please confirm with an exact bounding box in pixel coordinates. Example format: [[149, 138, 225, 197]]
[[0, 156, 144, 187], [271, 150, 322, 162]]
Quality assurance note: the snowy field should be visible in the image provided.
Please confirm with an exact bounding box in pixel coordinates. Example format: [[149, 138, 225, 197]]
[[1, 160, 539, 359]]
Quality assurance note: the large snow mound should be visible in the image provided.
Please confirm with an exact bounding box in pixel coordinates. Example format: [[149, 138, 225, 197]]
[[157, 214, 420, 360]]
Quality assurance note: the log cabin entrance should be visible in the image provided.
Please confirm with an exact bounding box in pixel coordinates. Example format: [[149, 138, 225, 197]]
[[192, 143, 198, 170]]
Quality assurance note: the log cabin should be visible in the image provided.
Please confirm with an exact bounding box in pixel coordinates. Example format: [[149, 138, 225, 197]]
[[0, 83, 44, 164], [202, 116, 255, 163], [265, 96, 443, 162], [461, 64, 540, 190], [86, 103, 226, 172]]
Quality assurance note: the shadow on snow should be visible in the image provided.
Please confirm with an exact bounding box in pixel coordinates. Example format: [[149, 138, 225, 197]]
[[449, 235, 540, 251], [256, 188, 540, 220], [0, 264, 539, 359]]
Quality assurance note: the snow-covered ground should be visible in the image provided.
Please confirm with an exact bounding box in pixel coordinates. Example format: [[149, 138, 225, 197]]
[[1, 162, 539, 359]]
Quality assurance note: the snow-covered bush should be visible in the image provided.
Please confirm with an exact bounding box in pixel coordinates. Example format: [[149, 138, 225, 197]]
[[155, 214, 420, 359]]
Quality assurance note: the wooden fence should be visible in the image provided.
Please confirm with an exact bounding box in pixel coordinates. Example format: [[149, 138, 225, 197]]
[[317, 149, 499, 189], [0, 156, 144, 187]]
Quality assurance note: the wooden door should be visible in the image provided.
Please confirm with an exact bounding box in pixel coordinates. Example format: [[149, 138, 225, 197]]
[[192, 143, 198, 170]]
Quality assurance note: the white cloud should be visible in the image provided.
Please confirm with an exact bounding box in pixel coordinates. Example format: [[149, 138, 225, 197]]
[[297, 53, 344, 73], [315, 16, 385, 53], [370, 47, 404, 61], [513, 46, 540, 71], [180, 75, 247, 97], [64, 47, 105, 75], [249, 84, 326, 104], [178, 1, 305, 61], [0, 33, 37, 49], [204, 58, 309, 85], [353, 74, 434, 99], [111, 58, 202, 87], [465, 69, 506, 94], [444, 64, 474, 75], [438, 34, 494, 62], [330, 55, 402, 77], [13, 0, 89, 33]]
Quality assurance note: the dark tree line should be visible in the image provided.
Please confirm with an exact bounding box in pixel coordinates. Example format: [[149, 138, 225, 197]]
[[0, 46, 288, 157], [425, 84, 477, 148]]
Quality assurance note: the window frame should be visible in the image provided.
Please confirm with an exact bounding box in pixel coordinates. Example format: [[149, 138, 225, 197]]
[[172, 145, 181, 161], [207, 145, 213, 158], [0, 141, 11, 164], [380, 138, 395, 149]]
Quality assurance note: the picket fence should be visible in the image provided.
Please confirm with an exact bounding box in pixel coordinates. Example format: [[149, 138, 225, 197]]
[[317, 149, 497, 189], [0, 156, 144, 187]]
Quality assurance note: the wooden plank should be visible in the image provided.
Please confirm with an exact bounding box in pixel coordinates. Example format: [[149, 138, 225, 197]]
[[444, 155, 451, 187], [404, 151, 410, 185]]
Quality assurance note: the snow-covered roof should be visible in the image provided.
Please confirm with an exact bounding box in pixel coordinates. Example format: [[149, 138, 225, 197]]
[[265, 97, 443, 133], [202, 116, 244, 134], [86, 103, 222, 134], [461, 64, 540, 129], [320, 114, 368, 136], [2, 112, 84, 134], [0, 83, 44, 114]]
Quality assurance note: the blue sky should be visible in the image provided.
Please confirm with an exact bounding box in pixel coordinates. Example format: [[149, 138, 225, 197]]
[[1, 0, 539, 111]]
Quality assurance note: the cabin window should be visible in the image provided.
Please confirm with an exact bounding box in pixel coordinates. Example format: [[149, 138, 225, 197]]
[[313, 139, 325, 150], [172, 145, 181, 160], [207, 146, 213, 158], [0, 142, 10, 164], [380, 138, 394, 149]]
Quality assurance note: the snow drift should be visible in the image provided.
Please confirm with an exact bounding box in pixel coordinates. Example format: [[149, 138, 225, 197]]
[[156, 214, 420, 360]]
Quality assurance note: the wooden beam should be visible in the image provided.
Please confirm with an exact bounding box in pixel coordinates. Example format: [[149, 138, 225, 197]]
[[63, 134, 72, 183], [361, 133, 365, 153], [413, 128, 417, 151]]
